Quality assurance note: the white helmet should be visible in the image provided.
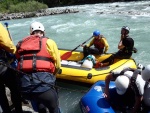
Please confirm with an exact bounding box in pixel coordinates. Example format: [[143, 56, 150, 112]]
[[142, 65, 150, 81], [30, 22, 45, 34], [81, 60, 93, 69], [115, 75, 129, 95], [124, 71, 133, 78]]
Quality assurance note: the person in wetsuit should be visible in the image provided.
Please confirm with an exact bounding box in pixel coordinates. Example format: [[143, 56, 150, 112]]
[[101, 26, 137, 66]]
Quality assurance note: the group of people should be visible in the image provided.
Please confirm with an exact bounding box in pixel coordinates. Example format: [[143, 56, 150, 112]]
[[82, 26, 137, 68], [0, 22, 61, 113], [104, 64, 150, 113], [0, 20, 148, 113], [81, 26, 150, 113]]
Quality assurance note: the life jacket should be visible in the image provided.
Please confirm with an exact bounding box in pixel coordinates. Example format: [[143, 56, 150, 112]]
[[129, 69, 145, 96], [93, 37, 104, 51], [16, 35, 55, 73], [143, 82, 150, 107]]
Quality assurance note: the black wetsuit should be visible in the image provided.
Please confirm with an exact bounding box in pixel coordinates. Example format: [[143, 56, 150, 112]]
[[0, 54, 23, 113], [102, 35, 134, 64]]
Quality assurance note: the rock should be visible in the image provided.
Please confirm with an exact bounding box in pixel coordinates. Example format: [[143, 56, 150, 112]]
[[0, 87, 38, 113], [0, 8, 79, 21]]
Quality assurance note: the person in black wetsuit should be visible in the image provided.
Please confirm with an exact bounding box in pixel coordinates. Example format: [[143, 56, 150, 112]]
[[101, 26, 137, 66]]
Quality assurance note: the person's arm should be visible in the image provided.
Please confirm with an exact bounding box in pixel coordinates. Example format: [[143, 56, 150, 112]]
[[86, 38, 94, 47], [46, 39, 61, 69], [104, 73, 114, 99], [118, 36, 125, 50], [132, 96, 143, 113], [102, 38, 109, 53], [0, 23, 16, 54]]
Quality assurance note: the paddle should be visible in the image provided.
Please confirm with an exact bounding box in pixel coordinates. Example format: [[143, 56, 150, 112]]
[[61, 36, 93, 60], [4, 22, 13, 42]]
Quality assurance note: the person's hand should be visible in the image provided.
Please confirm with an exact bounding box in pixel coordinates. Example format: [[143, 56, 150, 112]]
[[111, 70, 121, 75], [80, 44, 85, 47], [103, 51, 106, 54], [131, 107, 137, 113], [6, 52, 16, 59], [54, 68, 62, 75], [133, 47, 137, 53], [103, 90, 110, 100], [10, 59, 18, 68], [121, 34, 124, 40]]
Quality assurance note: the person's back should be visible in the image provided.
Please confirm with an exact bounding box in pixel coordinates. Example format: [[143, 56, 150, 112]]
[[16, 21, 61, 113], [0, 23, 23, 113]]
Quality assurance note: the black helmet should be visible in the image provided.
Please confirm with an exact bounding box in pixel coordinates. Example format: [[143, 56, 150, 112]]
[[122, 26, 130, 32]]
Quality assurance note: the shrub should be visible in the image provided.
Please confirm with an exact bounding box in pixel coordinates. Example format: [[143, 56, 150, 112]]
[[1, 1, 48, 13]]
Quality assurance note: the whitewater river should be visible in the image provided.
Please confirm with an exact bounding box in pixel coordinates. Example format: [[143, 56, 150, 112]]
[[1, 1, 150, 113]]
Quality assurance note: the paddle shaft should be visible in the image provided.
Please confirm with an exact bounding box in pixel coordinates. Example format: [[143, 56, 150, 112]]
[[61, 36, 93, 60], [71, 36, 93, 52], [4, 23, 13, 42]]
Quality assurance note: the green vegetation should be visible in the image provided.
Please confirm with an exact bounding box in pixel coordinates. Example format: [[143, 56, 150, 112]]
[[0, 0, 48, 13], [0, 0, 145, 14]]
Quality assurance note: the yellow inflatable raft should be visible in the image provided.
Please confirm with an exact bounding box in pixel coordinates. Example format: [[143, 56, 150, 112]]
[[57, 49, 137, 84]]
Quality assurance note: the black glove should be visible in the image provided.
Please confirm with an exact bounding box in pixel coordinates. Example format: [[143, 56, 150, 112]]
[[133, 47, 137, 53], [6, 52, 16, 59]]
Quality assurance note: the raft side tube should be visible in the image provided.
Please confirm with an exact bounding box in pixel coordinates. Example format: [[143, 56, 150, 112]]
[[80, 81, 115, 113]]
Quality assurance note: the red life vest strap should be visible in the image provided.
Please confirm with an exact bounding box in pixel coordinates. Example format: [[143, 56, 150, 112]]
[[18, 55, 53, 62]]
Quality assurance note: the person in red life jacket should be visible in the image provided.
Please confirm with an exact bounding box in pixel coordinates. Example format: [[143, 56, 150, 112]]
[[101, 26, 137, 66], [0, 23, 23, 113], [16, 22, 61, 113], [83, 30, 109, 58]]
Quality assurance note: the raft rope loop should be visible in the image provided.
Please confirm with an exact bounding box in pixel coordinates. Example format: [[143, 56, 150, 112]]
[[0, 62, 88, 93]]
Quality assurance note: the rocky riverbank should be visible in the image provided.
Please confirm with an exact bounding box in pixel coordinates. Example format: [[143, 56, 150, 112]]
[[0, 8, 79, 21], [0, 88, 38, 113]]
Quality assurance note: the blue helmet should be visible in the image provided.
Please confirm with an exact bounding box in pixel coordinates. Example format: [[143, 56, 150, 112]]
[[93, 30, 100, 36]]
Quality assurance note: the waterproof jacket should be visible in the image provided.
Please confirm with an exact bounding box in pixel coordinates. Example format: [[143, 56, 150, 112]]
[[86, 35, 109, 53], [0, 23, 16, 54]]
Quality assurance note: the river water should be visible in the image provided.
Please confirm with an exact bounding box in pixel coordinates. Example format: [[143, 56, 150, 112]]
[[1, 1, 150, 113]]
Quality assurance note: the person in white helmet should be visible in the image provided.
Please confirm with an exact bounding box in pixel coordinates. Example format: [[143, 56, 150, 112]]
[[16, 22, 61, 113], [101, 26, 137, 66], [141, 65, 150, 112], [104, 65, 145, 113]]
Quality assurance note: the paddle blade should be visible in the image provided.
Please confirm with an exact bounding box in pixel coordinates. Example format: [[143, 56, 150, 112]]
[[61, 51, 72, 60]]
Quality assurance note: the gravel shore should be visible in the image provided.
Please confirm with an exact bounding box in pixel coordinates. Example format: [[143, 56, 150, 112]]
[[0, 8, 79, 21]]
